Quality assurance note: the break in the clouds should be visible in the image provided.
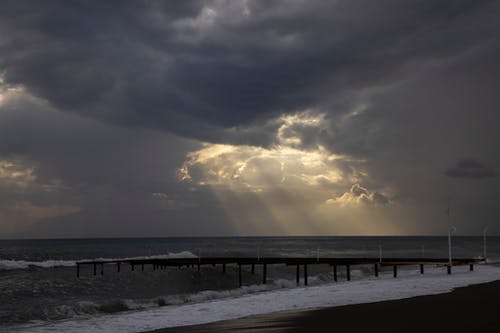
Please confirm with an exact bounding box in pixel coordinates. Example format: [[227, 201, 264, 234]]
[[1, 0, 500, 237]]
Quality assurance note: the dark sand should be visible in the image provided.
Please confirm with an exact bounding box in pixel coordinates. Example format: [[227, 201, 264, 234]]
[[146, 280, 500, 333]]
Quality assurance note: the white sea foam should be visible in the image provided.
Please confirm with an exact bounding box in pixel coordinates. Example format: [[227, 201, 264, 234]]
[[0, 251, 197, 270], [14, 264, 500, 333], [91, 250, 198, 262], [0, 259, 76, 270]]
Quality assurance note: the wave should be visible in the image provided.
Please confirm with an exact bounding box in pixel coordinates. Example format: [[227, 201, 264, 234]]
[[89, 250, 198, 263], [0, 259, 76, 270], [0, 251, 197, 270], [6, 276, 326, 325]]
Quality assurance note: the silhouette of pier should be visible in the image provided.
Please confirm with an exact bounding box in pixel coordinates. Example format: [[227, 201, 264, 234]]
[[76, 256, 483, 286]]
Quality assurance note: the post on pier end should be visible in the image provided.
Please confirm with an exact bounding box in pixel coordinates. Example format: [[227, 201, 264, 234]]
[[393, 265, 397, 278], [420, 264, 424, 274], [346, 264, 351, 281], [374, 263, 378, 277], [304, 264, 308, 286], [333, 265, 337, 282], [470, 263, 474, 271], [447, 265, 451, 275], [262, 263, 267, 284], [296, 265, 300, 285]]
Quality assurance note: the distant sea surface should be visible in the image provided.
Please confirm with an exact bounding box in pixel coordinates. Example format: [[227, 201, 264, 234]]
[[1, 236, 498, 330]]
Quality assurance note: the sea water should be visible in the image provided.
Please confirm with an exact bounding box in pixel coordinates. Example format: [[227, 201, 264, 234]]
[[1, 236, 499, 332]]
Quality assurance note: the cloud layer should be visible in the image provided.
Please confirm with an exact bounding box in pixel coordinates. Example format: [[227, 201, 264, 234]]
[[1, 1, 500, 237]]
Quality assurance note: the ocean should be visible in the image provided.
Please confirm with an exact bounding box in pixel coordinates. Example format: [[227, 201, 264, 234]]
[[1, 236, 498, 332]]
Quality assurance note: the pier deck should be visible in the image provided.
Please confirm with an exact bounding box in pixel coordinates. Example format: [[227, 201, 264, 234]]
[[76, 256, 484, 285]]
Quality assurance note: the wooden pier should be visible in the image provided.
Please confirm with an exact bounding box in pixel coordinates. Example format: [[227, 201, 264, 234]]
[[76, 256, 484, 286]]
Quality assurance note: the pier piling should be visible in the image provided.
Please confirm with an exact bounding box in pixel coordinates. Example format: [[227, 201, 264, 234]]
[[304, 264, 308, 286], [346, 264, 351, 281], [393, 265, 397, 278], [420, 264, 424, 274], [374, 264, 378, 277], [333, 265, 337, 282], [263, 264, 267, 284], [296, 265, 300, 285]]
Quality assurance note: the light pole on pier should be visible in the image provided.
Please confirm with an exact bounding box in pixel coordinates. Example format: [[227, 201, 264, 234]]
[[446, 198, 456, 268], [483, 226, 488, 264]]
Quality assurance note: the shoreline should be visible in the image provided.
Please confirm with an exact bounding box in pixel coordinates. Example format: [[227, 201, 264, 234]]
[[146, 279, 500, 332]]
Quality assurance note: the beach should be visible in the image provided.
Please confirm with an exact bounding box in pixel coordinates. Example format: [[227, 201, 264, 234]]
[[148, 279, 500, 333]]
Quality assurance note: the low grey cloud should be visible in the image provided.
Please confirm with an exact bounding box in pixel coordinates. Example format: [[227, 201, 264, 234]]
[[0, 89, 210, 237], [446, 159, 497, 179]]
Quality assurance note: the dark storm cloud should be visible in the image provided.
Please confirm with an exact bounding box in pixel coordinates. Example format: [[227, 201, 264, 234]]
[[446, 159, 497, 179], [1, 0, 498, 144]]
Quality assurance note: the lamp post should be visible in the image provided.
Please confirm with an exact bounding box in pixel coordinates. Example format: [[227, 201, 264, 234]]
[[446, 198, 456, 269], [483, 226, 488, 264]]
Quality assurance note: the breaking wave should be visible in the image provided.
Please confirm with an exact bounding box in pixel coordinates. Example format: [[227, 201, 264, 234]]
[[8, 275, 331, 325], [0, 251, 197, 270]]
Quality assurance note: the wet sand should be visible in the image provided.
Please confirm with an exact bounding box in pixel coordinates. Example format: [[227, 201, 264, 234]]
[[146, 280, 500, 333]]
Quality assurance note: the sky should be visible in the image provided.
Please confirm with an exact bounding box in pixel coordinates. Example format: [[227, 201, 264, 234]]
[[0, 0, 499, 238]]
